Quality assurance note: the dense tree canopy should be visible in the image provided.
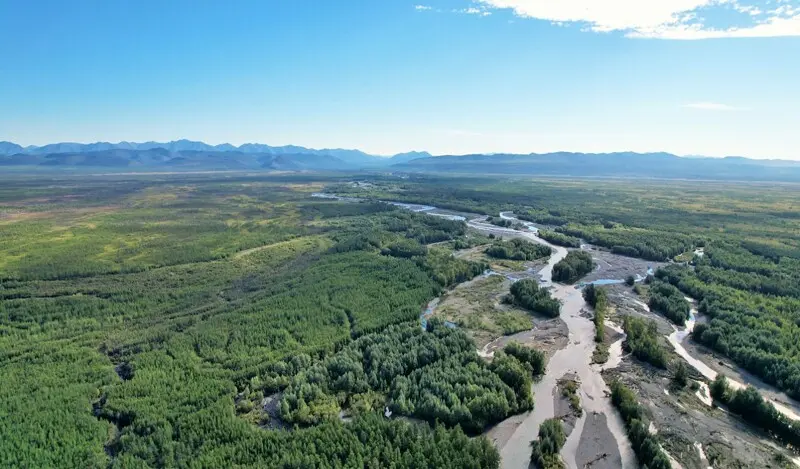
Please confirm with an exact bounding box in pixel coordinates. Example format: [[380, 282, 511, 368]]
[[657, 265, 800, 399], [5, 173, 800, 468], [0, 177, 497, 468], [485, 238, 552, 262], [583, 284, 609, 344], [507, 279, 561, 318], [710, 375, 800, 449], [552, 251, 594, 284], [538, 230, 581, 248], [622, 316, 667, 369], [529, 418, 566, 469], [647, 280, 690, 326]]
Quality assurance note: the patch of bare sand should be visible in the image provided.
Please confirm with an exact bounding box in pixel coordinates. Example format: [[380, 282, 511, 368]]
[[574, 412, 622, 469]]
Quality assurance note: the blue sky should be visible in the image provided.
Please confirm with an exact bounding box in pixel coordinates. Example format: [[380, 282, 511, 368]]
[[1, 0, 798, 159]]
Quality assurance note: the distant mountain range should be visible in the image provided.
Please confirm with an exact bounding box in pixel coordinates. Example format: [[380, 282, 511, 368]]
[[0, 139, 431, 167], [1, 140, 799, 181]]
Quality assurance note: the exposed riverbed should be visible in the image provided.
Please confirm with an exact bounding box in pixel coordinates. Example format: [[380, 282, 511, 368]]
[[471, 214, 635, 469], [313, 193, 800, 468]]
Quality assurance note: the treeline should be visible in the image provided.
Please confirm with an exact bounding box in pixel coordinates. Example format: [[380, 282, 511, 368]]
[[583, 284, 608, 343], [485, 238, 552, 262], [557, 225, 693, 262], [622, 316, 667, 368], [656, 265, 800, 400], [506, 279, 561, 318], [418, 248, 489, 288], [301, 200, 398, 219], [710, 375, 800, 449], [451, 233, 492, 250], [275, 322, 544, 434], [610, 381, 671, 469], [381, 211, 468, 244], [552, 250, 594, 284], [504, 342, 546, 375], [332, 229, 487, 290], [647, 280, 690, 326], [172, 412, 502, 468], [332, 209, 469, 254], [486, 216, 513, 228], [538, 230, 581, 248], [515, 209, 569, 227]]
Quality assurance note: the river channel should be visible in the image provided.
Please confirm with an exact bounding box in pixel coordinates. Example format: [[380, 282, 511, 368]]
[[469, 213, 636, 469], [312, 193, 800, 468]]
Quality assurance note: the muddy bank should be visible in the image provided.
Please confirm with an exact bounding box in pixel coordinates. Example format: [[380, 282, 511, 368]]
[[477, 317, 569, 360], [605, 286, 800, 467], [555, 374, 582, 437]]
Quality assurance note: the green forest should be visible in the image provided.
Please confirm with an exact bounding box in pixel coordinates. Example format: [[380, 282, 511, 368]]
[[333, 176, 800, 402], [647, 280, 690, 326], [552, 250, 594, 284], [537, 230, 581, 248], [485, 238, 552, 261], [506, 279, 561, 318], [0, 175, 499, 468], [583, 284, 610, 363], [3, 172, 800, 468], [529, 418, 566, 469], [622, 316, 668, 369]]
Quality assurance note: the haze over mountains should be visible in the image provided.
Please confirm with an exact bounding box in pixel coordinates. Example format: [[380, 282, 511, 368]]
[[1, 140, 799, 182]]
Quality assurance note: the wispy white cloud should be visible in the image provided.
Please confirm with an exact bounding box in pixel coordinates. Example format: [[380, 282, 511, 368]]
[[414, 5, 433, 11], [453, 7, 492, 16], [734, 4, 762, 15], [683, 102, 747, 111], [476, 0, 800, 39]]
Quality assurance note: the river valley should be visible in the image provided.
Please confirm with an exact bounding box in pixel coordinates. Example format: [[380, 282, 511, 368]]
[[313, 193, 800, 468]]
